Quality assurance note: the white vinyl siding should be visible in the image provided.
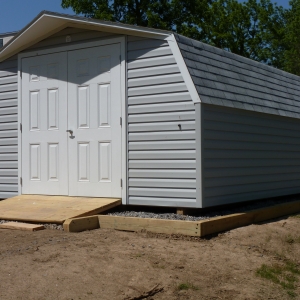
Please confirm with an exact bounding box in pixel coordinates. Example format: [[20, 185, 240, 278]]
[[0, 56, 18, 198], [26, 27, 117, 51], [202, 104, 300, 207], [127, 36, 197, 207]]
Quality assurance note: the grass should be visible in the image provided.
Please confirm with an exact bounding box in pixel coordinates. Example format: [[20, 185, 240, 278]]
[[177, 282, 199, 291], [256, 259, 300, 298], [284, 235, 300, 244]]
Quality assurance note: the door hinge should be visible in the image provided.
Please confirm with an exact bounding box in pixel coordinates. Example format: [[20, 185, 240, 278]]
[[20, 123, 22, 133], [120, 117, 122, 126], [20, 177, 22, 186], [120, 179, 123, 187]]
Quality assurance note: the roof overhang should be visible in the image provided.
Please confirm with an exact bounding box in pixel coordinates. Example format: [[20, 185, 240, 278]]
[[0, 11, 171, 62]]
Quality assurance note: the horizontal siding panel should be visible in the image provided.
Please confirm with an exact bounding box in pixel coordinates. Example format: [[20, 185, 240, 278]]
[[0, 130, 17, 139], [203, 149, 300, 159], [0, 192, 18, 199], [0, 99, 17, 108], [204, 119, 300, 139], [129, 150, 196, 159], [128, 74, 183, 88], [0, 75, 17, 85], [0, 161, 18, 168], [128, 56, 176, 69], [128, 64, 179, 78], [128, 102, 194, 114], [129, 187, 196, 198], [204, 158, 300, 168], [129, 121, 195, 132], [129, 160, 196, 169], [204, 179, 300, 198], [0, 169, 18, 176], [129, 169, 196, 179], [0, 115, 18, 123], [0, 122, 17, 131], [128, 82, 188, 97], [204, 107, 300, 132], [27, 30, 113, 50], [0, 184, 18, 192], [0, 145, 18, 153], [128, 196, 197, 206], [0, 91, 17, 100], [129, 131, 195, 141], [0, 138, 18, 146], [128, 111, 195, 123], [129, 178, 196, 189], [0, 177, 18, 184], [0, 83, 17, 93], [128, 46, 172, 60], [128, 92, 192, 105], [204, 140, 300, 151], [127, 39, 168, 51], [0, 107, 18, 116], [204, 172, 300, 187], [129, 140, 196, 150], [0, 153, 18, 160], [204, 165, 300, 178], [0, 68, 17, 78], [204, 130, 300, 145], [204, 187, 300, 208]]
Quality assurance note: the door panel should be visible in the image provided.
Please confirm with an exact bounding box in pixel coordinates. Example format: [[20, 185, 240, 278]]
[[21, 43, 122, 197], [22, 52, 68, 195], [68, 44, 122, 197]]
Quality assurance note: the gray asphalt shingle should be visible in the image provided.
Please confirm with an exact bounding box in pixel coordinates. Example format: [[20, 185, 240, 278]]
[[174, 33, 300, 119]]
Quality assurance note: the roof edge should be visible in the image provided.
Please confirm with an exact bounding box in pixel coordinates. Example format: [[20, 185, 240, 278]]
[[0, 11, 171, 62]]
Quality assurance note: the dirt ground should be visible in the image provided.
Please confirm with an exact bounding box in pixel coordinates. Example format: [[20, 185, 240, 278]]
[[0, 215, 300, 300]]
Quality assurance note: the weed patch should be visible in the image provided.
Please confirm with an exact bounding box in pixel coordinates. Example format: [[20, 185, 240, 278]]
[[177, 282, 199, 291], [256, 260, 300, 297], [285, 235, 300, 244]]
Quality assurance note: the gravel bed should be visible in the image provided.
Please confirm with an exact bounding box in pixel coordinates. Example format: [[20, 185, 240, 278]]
[[43, 224, 64, 231], [0, 220, 9, 225], [108, 196, 300, 221], [108, 211, 213, 221]]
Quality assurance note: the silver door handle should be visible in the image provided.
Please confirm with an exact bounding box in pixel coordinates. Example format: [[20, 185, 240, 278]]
[[66, 129, 73, 136]]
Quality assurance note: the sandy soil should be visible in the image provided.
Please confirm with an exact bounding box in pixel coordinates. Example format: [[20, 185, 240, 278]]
[[0, 215, 300, 300]]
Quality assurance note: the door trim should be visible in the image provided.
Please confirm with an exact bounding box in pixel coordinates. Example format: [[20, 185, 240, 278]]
[[18, 37, 127, 202]]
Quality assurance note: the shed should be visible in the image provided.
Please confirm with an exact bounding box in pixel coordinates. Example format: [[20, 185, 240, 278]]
[[0, 11, 300, 209]]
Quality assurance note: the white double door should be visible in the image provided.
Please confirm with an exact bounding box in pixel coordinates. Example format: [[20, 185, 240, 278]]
[[21, 43, 122, 197]]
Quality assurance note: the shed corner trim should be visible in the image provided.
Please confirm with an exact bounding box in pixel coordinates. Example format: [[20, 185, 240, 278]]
[[168, 34, 201, 104]]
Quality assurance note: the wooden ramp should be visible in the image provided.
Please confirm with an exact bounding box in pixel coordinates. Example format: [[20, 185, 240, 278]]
[[0, 195, 121, 224]]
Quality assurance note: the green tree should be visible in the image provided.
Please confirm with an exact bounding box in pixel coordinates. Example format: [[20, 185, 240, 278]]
[[61, 0, 289, 72], [284, 0, 300, 75], [61, 0, 210, 34], [199, 0, 286, 68]]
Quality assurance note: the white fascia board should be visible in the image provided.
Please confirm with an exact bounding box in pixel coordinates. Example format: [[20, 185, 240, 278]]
[[0, 13, 170, 62], [46, 13, 170, 39], [0, 17, 67, 62], [168, 34, 201, 103]]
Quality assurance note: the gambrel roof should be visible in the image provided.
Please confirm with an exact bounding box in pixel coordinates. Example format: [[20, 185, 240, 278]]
[[1, 11, 300, 120], [175, 34, 300, 119]]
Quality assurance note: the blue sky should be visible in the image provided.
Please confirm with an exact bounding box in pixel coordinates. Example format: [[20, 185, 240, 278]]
[[0, 0, 291, 34]]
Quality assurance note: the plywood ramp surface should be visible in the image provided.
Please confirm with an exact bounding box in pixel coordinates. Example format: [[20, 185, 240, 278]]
[[0, 195, 121, 224]]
